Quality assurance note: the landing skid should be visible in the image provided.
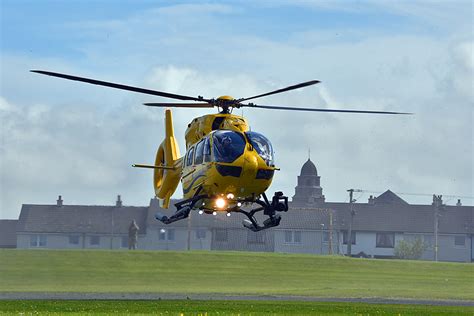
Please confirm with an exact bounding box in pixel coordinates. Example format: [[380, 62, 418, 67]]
[[155, 192, 208, 224], [155, 191, 289, 231], [234, 191, 288, 232]]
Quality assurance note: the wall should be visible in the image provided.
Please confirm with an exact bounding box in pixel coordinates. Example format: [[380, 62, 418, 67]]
[[403, 233, 471, 262], [17, 233, 135, 250], [211, 228, 274, 252], [338, 231, 404, 258], [140, 227, 212, 251]]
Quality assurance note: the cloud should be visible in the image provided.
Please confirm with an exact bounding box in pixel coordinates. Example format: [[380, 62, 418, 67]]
[[1, 2, 473, 218]]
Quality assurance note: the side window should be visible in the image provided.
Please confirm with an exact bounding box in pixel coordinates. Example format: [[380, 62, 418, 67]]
[[203, 138, 211, 162], [194, 140, 205, 165], [186, 146, 195, 166]]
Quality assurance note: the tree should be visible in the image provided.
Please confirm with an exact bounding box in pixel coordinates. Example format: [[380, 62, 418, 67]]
[[394, 238, 427, 260]]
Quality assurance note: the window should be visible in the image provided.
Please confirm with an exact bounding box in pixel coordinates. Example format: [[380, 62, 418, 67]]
[[90, 236, 100, 246], [294, 231, 302, 243], [196, 229, 206, 239], [248, 231, 265, 244], [194, 140, 205, 164], [212, 130, 246, 163], [159, 229, 166, 241], [245, 131, 274, 166], [121, 236, 128, 248], [323, 231, 330, 243], [186, 146, 195, 167], [376, 232, 395, 248], [69, 235, 80, 245], [167, 229, 175, 241], [454, 236, 465, 247], [215, 229, 228, 242], [423, 234, 434, 248], [284, 231, 302, 244], [343, 231, 356, 245], [203, 138, 211, 162], [158, 229, 174, 241], [39, 235, 46, 246], [30, 235, 47, 247]]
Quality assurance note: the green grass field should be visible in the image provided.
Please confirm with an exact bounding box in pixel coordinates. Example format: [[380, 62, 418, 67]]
[[0, 249, 473, 301], [1, 300, 473, 316]]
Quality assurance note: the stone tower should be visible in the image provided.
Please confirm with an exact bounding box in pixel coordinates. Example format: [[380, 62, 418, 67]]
[[292, 158, 325, 206]]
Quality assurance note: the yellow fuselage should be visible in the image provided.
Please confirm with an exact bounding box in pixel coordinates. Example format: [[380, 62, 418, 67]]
[[180, 112, 275, 211]]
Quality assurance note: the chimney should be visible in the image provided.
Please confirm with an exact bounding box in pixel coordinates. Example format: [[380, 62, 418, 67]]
[[368, 195, 375, 205], [116, 195, 122, 207], [57, 195, 63, 207], [456, 199, 462, 207]]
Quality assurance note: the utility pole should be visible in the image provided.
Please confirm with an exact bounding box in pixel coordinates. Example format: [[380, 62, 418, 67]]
[[346, 189, 360, 256], [328, 210, 333, 255], [433, 194, 443, 262], [187, 212, 192, 251], [320, 223, 325, 254]]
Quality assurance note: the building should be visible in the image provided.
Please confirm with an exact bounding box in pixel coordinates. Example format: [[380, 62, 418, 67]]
[[16, 195, 148, 249], [8, 159, 474, 262], [288, 159, 474, 262], [0, 220, 18, 248]]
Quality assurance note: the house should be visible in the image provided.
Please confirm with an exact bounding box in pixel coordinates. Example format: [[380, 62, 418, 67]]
[[12, 159, 474, 262], [289, 159, 474, 262], [16, 195, 148, 249], [0, 220, 18, 248]]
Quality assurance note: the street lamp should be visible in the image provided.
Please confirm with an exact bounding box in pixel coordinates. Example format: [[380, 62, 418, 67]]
[[320, 223, 325, 254], [160, 228, 169, 250]]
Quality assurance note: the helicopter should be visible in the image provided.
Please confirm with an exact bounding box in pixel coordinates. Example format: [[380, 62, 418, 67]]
[[31, 70, 410, 231]]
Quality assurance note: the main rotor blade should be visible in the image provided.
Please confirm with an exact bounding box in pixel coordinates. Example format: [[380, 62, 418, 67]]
[[144, 102, 214, 108], [31, 70, 209, 102], [240, 80, 320, 102], [242, 103, 412, 115]]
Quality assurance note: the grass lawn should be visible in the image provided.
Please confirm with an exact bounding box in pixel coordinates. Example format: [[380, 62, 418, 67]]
[[0, 300, 473, 315], [0, 249, 473, 300]]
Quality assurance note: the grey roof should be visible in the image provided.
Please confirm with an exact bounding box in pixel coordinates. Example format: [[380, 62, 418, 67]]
[[323, 202, 473, 234], [147, 192, 473, 234], [17, 204, 148, 235], [300, 159, 318, 176], [374, 190, 409, 205], [16, 191, 473, 235], [0, 220, 17, 248]]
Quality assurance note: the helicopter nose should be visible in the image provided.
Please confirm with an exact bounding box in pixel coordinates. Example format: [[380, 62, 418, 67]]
[[242, 154, 258, 178]]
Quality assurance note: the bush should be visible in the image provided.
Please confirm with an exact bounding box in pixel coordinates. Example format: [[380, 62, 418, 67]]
[[394, 238, 427, 260]]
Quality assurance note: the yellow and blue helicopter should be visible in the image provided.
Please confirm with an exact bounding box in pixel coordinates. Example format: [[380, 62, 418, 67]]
[[31, 70, 410, 231]]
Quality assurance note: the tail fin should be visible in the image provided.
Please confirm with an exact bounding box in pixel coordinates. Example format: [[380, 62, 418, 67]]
[[153, 109, 182, 208]]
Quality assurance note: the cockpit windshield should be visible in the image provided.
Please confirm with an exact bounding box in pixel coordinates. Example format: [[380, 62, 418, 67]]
[[212, 130, 246, 163], [246, 131, 274, 166]]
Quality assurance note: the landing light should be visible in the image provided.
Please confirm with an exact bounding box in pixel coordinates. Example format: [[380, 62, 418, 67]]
[[215, 197, 226, 209], [212, 211, 217, 216], [237, 202, 242, 207], [198, 210, 204, 215], [226, 213, 231, 217]]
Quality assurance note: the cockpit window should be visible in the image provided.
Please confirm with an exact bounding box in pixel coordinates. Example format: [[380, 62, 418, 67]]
[[245, 131, 274, 166], [203, 137, 211, 162], [194, 140, 205, 165], [212, 130, 246, 163]]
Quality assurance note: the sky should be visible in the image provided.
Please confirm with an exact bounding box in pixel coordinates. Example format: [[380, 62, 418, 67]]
[[0, 0, 473, 219]]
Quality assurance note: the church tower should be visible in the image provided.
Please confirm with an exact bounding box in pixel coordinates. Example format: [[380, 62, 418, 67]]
[[292, 158, 325, 206]]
